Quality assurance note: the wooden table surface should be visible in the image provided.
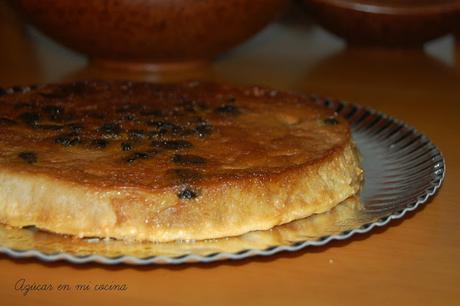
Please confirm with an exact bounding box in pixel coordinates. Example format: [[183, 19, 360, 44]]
[[0, 3, 459, 306]]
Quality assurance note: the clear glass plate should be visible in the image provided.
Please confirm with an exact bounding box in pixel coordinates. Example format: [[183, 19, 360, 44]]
[[0, 97, 445, 265]]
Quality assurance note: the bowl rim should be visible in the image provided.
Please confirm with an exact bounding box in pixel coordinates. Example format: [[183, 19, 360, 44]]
[[306, 0, 460, 16]]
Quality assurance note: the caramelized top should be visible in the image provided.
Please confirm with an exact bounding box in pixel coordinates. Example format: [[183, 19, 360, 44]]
[[0, 81, 349, 196]]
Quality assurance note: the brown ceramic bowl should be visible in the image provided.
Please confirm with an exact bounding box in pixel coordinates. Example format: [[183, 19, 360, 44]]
[[15, 0, 286, 70], [304, 0, 460, 47]]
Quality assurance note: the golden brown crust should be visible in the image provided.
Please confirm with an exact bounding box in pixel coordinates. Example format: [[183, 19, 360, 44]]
[[0, 81, 363, 241]]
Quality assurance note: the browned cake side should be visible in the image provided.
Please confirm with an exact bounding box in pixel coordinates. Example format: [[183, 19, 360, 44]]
[[0, 81, 363, 242]]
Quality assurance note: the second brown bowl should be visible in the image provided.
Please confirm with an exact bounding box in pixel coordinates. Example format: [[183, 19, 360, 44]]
[[304, 0, 460, 47]]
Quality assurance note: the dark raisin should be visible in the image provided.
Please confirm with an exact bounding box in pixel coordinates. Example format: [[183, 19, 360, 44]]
[[42, 105, 64, 116], [215, 104, 239, 114], [128, 129, 146, 139], [11, 86, 25, 93], [0, 88, 6, 96], [151, 140, 193, 150], [98, 123, 122, 136], [227, 96, 236, 103], [67, 123, 84, 133], [147, 120, 175, 129], [18, 151, 37, 164], [122, 113, 136, 121], [177, 187, 199, 200], [176, 128, 195, 136], [0, 117, 16, 125], [324, 117, 339, 125], [172, 154, 207, 165], [121, 142, 133, 151], [34, 124, 63, 130], [91, 139, 109, 149], [18, 112, 40, 126], [195, 121, 213, 137], [146, 130, 163, 139], [148, 121, 193, 137], [54, 133, 81, 146], [125, 151, 152, 163], [178, 98, 208, 113], [166, 125, 194, 137], [42, 105, 67, 121]]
